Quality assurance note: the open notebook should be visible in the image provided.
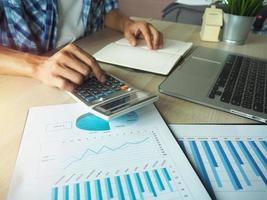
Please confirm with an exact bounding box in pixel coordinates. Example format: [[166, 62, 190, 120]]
[[94, 38, 193, 75]]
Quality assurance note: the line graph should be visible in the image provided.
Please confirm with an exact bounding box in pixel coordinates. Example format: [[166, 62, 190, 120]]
[[64, 137, 150, 169]]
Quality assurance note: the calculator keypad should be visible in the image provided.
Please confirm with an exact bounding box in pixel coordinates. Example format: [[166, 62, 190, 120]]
[[73, 75, 131, 105]]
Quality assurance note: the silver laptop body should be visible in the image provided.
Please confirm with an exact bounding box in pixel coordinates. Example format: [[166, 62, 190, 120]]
[[159, 46, 267, 123]]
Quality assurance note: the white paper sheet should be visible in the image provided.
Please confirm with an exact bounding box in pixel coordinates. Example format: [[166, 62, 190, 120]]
[[7, 104, 210, 200], [94, 38, 192, 75]]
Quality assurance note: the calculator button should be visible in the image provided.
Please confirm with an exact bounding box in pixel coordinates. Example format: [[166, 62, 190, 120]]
[[83, 93, 92, 98], [104, 90, 113, 95], [95, 94, 104, 98], [114, 87, 121, 91], [105, 81, 112, 86], [85, 96, 96, 102], [74, 74, 131, 105]]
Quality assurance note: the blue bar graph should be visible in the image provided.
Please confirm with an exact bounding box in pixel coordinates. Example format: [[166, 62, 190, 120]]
[[237, 141, 267, 185], [260, 141, 267, 151], [225, 141, 251, 186], [153, 169, 165, 191], [248, 141, 267, 170], [74, 183, 80, 200], [202, 141, 218, 167], [95, 179, 103, 200], [63, 185, 69, 200], [213, 141, 242, 190], [225, 141, 243, 164], [51, 167, 177, 200], [161, 168, 174, 192], [144, 171, 157, 197], [51, 187, 58, 200], [104, 177, 113, 200], [124, 174, 136, 200], [133, 172, 144, 200], [162, 168, 171, 181], [178, 140, 186, 152], [201, 141, 222, 188], [189, 141, 213, 194], [115, 176, 125, 200], [178, 137, 267, 197], [84, 181, 91, 200]]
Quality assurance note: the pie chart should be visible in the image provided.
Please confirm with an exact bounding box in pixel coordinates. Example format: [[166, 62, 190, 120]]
[[76, 112, 139, 131], [76, 113, 110, 131]]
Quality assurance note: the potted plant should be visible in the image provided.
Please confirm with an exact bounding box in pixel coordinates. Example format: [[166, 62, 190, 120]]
[[219, 0, 267, 45]]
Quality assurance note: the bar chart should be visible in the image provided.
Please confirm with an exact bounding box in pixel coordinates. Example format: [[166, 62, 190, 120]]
[[171, 125, 267, 200], [51, 167, 177, 200]]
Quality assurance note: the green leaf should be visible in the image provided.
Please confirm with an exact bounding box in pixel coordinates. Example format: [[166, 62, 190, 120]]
[[222, 0, 264, 16]]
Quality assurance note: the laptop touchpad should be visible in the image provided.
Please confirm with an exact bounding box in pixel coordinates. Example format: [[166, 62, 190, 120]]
[[182, 57, 220, 78]]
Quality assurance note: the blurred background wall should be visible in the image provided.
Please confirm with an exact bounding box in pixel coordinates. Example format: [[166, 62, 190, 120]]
[[119, 0, 173, 19]]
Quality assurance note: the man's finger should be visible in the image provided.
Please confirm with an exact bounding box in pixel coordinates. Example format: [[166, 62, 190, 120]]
[[148, 25, 161, 49], [158, 31, 164, 49], [67, 44, 106, 82], [52, 76, 76, 92], [61, 52, 92, 77], [125, 31, 137, 46], [53, 64, 84, 85], [139, 24, 153, 49]]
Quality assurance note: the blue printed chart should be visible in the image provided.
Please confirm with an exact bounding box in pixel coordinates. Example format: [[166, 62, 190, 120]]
[[170, 125, 267, 200], [51, 167, 176, 200], [76, 112, 139, 131], [7, 104, 210, 200]]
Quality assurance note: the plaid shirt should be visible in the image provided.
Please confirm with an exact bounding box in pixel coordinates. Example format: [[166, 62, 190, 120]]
[[0, 0, 118, 54]]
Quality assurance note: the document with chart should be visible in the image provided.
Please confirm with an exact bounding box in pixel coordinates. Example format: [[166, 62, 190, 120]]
[[170, 125, 267, 200], [7, 104, 210, 200]]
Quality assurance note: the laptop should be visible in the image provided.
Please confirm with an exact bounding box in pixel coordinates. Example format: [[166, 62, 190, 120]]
[[159, 46, 267, 123]]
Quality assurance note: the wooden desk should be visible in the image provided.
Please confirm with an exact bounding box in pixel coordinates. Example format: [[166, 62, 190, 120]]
[[0, 19, 266, 199]]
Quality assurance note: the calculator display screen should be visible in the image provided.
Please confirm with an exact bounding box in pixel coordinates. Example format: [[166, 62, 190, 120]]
[[93, 91, 154, 115], [101, 95, 132, 111]]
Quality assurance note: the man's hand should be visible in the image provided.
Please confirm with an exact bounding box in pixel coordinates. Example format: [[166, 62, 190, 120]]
[[35, 44, 106, 91], [104, 10, 163, 50], [123, 20, 163, 50]]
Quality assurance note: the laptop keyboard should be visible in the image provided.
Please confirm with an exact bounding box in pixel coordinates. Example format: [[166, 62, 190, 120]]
[[209, 55, 267, 113]]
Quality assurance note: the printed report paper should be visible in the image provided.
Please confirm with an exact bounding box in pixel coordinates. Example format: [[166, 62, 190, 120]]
[[7, 104, 210, 200]]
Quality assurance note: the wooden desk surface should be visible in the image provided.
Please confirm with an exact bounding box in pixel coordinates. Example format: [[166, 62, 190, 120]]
[[0, 19, 266, 199]]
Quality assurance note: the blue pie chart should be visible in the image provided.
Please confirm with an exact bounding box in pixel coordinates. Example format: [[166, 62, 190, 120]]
[[76, 113, 110, 131], [76, 112, 138, 131]]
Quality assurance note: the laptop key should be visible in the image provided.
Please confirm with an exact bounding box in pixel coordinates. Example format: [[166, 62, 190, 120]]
[[253, 104, 263, 112], [221, 93, 231, 103], [231, 98, 241, 106]]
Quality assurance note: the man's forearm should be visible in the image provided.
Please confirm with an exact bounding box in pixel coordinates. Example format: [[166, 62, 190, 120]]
[[0, 46, 44, 77], [104, 9, 134, 32]]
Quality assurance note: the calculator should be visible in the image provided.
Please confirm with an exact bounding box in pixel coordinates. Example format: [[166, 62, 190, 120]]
[[69, 74, 159, 120]]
